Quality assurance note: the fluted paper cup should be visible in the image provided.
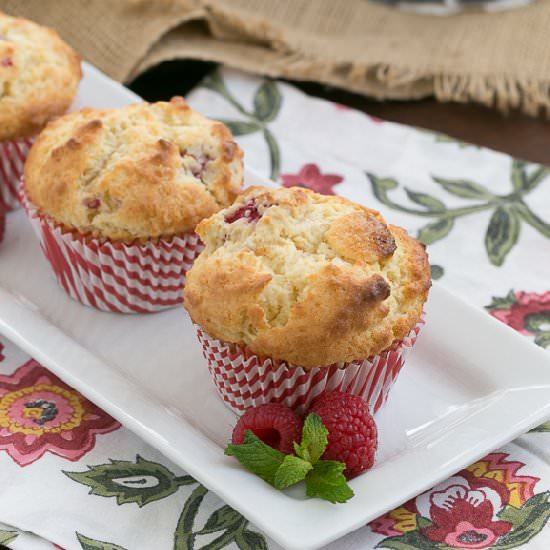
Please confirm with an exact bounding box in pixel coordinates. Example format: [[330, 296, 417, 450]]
[[20, 184, 204, 313], [0, 137, 33, 211], [197, 321, 424, 415]]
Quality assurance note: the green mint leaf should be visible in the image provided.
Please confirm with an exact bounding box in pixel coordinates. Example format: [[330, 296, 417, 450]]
[[294, 413, 328, 465], [225, 430, 286, 486], [305, 460, 354, 504], [273, 454, 313, 489]]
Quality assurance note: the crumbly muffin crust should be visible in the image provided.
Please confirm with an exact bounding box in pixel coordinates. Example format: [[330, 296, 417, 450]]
[[24, 98, 244, 241], [184, 186, 431, 368], [0, 12, 81, 141]]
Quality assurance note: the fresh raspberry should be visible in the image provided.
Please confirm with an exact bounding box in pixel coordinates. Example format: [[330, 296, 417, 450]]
[[232, 403, 302, 454], [309, 391, 377, 479]]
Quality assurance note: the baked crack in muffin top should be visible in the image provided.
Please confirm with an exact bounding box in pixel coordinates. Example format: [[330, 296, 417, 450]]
[[184, 186, 431, 368], [24, 98, 244, 241], [0, 12, 81, 141]]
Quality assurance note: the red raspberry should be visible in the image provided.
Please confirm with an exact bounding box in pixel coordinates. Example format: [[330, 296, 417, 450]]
[[232, 403, 302, 454], [309, 391, 377, 479]]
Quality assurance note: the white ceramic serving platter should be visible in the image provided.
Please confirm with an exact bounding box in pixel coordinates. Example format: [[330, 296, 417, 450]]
[[2, 63, 550, 550]]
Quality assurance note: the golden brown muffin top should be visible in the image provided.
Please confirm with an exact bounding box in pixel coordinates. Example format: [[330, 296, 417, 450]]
[[184, 186, 431, 368], [24, 98, 244, 241], [0, 12, 81, 141]]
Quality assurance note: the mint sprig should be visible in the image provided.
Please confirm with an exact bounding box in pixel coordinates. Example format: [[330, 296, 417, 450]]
[[225, 430, 285, 485], [305, 460, 354, 504], [294, 412, 328, 464], [224, 412, 355, 503]]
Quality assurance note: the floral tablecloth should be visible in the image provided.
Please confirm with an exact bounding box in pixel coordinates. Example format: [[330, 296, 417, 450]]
[[0, 69, 550, 550]]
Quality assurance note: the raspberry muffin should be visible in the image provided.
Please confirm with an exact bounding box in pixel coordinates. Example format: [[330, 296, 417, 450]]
[[0, 12, 81, 211], [184, 186, 431, 414], [22, 98, 244, 313]]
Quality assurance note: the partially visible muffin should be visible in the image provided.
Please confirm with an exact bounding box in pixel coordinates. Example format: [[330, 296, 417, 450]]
[[0, 12, 81, 141], [24, 97, 243, 242], [185, 186, 430, 368], [0, 12, 81, 213], [21, 99, 244, 313]]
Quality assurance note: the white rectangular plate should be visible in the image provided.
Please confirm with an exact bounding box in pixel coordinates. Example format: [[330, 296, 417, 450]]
[[1, 63, 550, 550]]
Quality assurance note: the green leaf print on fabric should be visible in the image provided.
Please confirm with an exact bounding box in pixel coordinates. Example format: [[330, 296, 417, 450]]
[[432, 176, 495, 200], [367, 159, 550, 266], [511, 161, 549, 192], [222, 120, 262, 136], [376, 529, 445, 550], [253, 81, 282, 122], [530, 421, 550, 433], [64, 455, 192, 507], [0, 530, 18, 545], [485, 206, 520, 267], [174, 485, 249, 550], [76, 532, 127, 550], [405, 189, 446, 212], [67, 456, 268, 550], [495, 493, 550, 549], [202, 72, 282, 180], [417, 218, 454, 245], [429, 265, 444, 280], [235, 529, 270, 550], [198, 505, 244, 535], [173, 484, 208, 550], [486, 290, 517, 310]]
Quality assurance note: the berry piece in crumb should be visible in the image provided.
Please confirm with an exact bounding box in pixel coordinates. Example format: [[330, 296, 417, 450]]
[[309, 391, 377, 479], [224, 199, 261, 224], [232, 403, 302, 454], [83, 197, 101, 209]]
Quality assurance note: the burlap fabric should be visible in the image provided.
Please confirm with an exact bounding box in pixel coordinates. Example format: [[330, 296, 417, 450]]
[[2, 0, 550, 115]]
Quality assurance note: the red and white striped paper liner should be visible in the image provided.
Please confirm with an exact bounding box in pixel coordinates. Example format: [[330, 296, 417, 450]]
[[0, 137, 34, 211], [197, 321, 423, 415], [20, 186, 204, 313]]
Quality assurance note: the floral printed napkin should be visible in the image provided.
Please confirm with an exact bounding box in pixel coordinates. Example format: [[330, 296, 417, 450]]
[[1, 68, 550, 550]]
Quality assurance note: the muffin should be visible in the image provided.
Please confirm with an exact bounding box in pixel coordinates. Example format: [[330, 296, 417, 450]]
[[184, 186, 431, 414], [21, 98, 244, 313], [0, 12, 81, 211]]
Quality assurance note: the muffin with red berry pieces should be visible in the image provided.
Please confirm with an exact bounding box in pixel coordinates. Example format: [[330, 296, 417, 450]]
[[0, 12, 81, 211], [22, 98, 244, 313], [184, 185, 431, 414]]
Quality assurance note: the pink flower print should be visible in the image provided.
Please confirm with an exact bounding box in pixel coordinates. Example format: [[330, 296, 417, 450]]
[[281, 164, 343, 195], [0, 360, 120, 466], [416, 479, 512, 548]]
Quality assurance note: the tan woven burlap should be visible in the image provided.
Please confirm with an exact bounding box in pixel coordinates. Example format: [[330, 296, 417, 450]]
[[2, 0, 550, 115]]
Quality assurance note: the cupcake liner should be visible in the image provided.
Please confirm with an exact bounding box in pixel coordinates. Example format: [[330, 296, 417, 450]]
[[0, 137, 34, 211], [197, 321, 424, 415], [20, 184, 204, 313]]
